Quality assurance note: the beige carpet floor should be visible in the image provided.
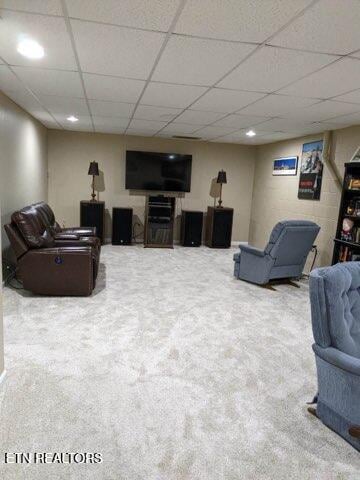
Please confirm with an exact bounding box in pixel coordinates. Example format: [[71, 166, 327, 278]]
[[0, 245, 359, 480]]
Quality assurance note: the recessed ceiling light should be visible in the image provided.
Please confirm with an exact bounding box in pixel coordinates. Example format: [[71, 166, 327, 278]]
[[67, 116, 79, 123], [17, 38, 44, 59], [246, 130, 256, 137]]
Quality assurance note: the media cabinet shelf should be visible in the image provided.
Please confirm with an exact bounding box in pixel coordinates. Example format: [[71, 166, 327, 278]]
[[144, 195, 175, 248]]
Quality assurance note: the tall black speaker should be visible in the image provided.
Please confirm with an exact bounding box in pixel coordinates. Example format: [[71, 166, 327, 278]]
[[80, 200, 105, 243], [181, 210, 203, 247], [205, 206, 233, 248], [112, 208, 133, 245]]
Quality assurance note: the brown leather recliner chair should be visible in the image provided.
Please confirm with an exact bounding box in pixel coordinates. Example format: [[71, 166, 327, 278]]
[[32, 202, 101, 253], [4, 204, 100, 296], [34, 201, 97, 238]]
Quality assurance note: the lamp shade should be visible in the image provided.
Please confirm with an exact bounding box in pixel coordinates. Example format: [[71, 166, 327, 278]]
[[88, 161, 99, 176], [217, 170, 227, 184]]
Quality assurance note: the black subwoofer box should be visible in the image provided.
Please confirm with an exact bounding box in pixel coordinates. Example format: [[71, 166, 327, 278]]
[[181, 210, 203, 247], [112, 208, 133, 245]]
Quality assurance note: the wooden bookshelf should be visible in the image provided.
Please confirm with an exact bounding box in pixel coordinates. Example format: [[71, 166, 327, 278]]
[[332, 162, 360, 264]]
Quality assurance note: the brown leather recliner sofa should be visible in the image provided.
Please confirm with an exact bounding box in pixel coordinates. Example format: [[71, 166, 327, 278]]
[[4, 202, 101, 296]]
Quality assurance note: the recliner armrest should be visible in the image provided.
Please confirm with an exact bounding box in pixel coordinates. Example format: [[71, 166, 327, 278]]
[[54, 233, 80, 241], [62, 227, 97, 237], [239, 244, 265, 257], [18, 247, 95, 296], [313, 344, 360, 376]]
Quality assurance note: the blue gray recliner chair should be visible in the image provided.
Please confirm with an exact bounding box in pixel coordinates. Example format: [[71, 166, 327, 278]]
[[233, 220, 320, 285], [309, 262, 360, 451]]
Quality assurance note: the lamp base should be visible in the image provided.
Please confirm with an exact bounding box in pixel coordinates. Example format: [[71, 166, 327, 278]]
[[217, 199, 223, 208]]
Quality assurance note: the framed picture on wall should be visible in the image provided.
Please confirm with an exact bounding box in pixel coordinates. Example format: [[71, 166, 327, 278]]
[[298, 140, 324, 200], [272, 156, 298, 176]]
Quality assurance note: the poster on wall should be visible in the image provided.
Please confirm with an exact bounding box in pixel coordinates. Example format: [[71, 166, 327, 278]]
[[298, 140, 324, 200], [272, 156, 298, 176]]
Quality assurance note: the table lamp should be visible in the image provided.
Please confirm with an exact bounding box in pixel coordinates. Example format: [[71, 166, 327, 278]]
[[88, 161, 99, 201], [217, 170, 227, 207]]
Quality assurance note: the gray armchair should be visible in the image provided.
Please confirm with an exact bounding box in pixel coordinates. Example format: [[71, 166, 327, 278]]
[[309, 262, 360, 451], [233, 220, 320, 285]]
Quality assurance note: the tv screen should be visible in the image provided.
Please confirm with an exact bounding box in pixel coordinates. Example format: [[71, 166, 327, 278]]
[[125, 150, 192, 192]]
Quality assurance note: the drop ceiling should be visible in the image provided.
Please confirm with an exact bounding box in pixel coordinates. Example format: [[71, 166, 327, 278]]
[[1, 0, 360, 145]]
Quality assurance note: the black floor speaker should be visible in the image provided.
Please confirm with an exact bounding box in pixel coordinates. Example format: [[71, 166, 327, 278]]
[[80, 200, 105, 243], [112, 208, 133, 245], [205, 207, 233, 248], [181, 210, 203, 247]]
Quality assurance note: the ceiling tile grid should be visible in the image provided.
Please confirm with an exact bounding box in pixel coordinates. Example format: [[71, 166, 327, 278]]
[[0, 10, 77, 70], [217, 46, 338, 93], [1, 0, 360, 143], [71, 19, 166, 79], [174, 0, 314, 43], [152, 36, 257, 86], [65, 0, 181, 31]]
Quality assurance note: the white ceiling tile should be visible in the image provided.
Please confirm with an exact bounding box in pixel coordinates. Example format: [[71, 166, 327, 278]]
[[270, 0, 360, 55], [12, 66, 84, 97], [128, 118, 167, 132], [83, 74, 145, 103], [93, 116, 129, 129], [194, 125, 239, 139], [191, 88, 266, 114], [37, 95, 89, 115], [331, 89, 360, 104], [4, 90, 60, 128], [280, 100, 360, 122], [160, 123, 203, 135], [238, 94, 318, 116], [89, 100, 134, 118], [134, 104, 182, 122], [211, 131, 266, 144], [213, 131, 298, 145], [324, 111, 360, 126], [218, 46, 337, 93], [279, 58, 360, 99], [126, 129, 154, 137], [213, 114, 270, 129], [256, 117, 314, 132], [66, 0, 180, 31], [175, 0, 313, 43], [0, 11, 77, 70], [0, 65, 24, 93], [31, 110, 59, 127], [5, 89, 48, 115], [95, 125, 126, 134], [1, 0, 62, 15], [174, 109, 226, 125], [152, 36, 256, 86], [54, 114, 93, 131], [141, 82, 207, 108], [211, 133, 246, 144], [253, 132, 299, 141], [71, 19, 165, 79], [295, 122, 342, 134]]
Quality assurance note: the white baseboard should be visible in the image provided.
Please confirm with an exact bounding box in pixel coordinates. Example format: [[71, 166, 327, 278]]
[[0, 370, 6, 386]]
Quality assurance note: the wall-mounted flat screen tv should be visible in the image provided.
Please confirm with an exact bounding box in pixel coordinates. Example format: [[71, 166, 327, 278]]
[[125, 150, 192, 192]]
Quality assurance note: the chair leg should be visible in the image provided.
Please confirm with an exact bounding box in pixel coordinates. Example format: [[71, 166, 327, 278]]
[[307, 407, 318, 418], [286, 279, 301, 288], [261, 283, 277, 291], [349, 426, 360, 438]]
